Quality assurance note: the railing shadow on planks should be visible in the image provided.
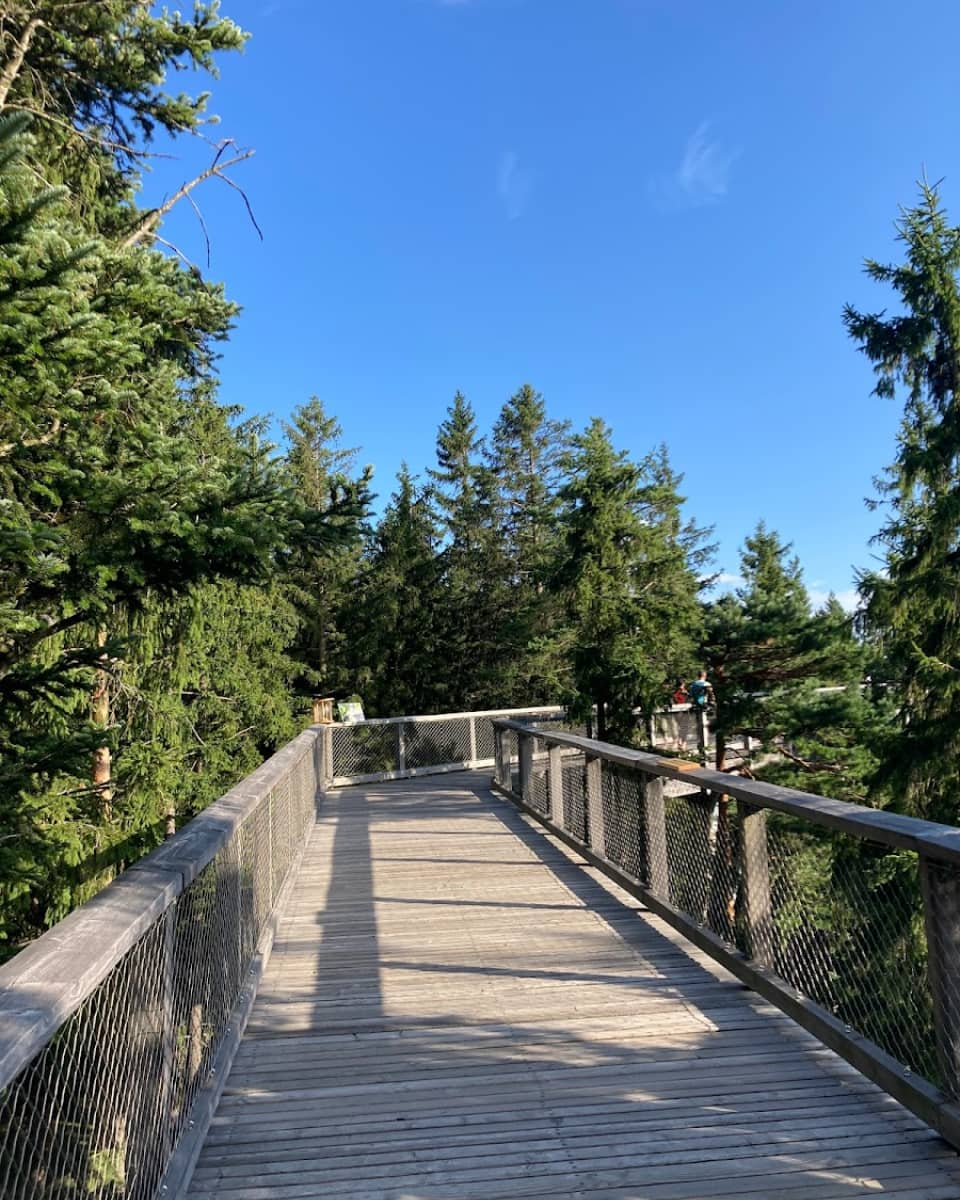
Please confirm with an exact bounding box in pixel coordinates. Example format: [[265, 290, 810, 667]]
[[0, 706, 562, 1200], [490, 716, 960, 1151], [2, 702, 960, 1199]]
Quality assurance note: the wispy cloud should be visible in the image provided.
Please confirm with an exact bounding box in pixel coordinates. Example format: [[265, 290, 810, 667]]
[[497, 150, 534, 220], [651, 122, 739, 209]]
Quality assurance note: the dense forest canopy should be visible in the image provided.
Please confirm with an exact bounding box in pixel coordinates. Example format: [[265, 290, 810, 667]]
[[2, 3, 959, 962]]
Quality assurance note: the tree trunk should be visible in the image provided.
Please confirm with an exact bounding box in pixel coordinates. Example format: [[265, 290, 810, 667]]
[[710, 729, 736, 936], [91, 628, 112, 822]]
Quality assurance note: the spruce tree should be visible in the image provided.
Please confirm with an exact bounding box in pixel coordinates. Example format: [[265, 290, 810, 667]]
[[555, 420, 707, 742], [282, 397, 370, 702], [488, 384, 569, 701], [428, 393, 510, 709], [351, 466, 444, 716], [703, 524, 867, 789], [845, 181, 960, 822]]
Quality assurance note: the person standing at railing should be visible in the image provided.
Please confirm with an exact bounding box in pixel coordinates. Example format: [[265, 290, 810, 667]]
[[687, 669, 715, 710]]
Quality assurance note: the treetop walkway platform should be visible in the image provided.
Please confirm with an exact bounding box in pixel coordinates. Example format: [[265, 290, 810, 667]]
[[4, 708, 960, 1198]]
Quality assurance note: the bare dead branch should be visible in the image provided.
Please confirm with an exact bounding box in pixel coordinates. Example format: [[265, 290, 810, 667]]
[[0, 15, 42, 109], [151, 233, 199, 273], [186, 189, 211, 267], [215, 168, 264, 241], [120, 140, 257, 250]]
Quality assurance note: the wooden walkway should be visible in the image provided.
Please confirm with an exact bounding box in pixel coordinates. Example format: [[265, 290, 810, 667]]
[[188, 772, 960, 1200]]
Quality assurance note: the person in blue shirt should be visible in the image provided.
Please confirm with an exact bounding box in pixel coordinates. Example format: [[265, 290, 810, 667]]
[[687, 669, 715, 710]]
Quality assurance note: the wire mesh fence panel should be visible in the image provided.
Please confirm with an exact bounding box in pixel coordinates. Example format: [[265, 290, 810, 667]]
[[601, 764, 643, 880], [405, 718, 471, 770], [561, 756, 587, 842], [744, 815, 935, 1084], [475, 717, 496, 761], [663, 792, 716, 928], [0, 917, 169, 1200], [0, 735, 319, 1200], [331, 723, 397, 778]]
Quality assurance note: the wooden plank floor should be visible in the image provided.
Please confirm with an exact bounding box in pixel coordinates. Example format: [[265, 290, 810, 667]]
[[189, 772, 960, 1200]]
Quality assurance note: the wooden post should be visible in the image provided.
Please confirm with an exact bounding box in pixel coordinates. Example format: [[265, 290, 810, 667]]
[[739, 801, 774, 968], [395, 722, 406, 774], [519, 733, 533, 803], [642, 774, 669, 898], [548, 745, 563, 823], [468, 717, 478, 766], [695, 706, 709, 768], [921, 856, 960, 1097], [585, 755, 604, 856], [323, 725, 333, 785]]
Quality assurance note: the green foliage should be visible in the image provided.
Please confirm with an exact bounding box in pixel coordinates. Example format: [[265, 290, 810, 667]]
[[350, 465, 444, 716], [0, 11, 367, 956], [702, 523, 883, 798], [846, 180, 960, 822], [487, 384, 570, 702], [426, 393, 513, 709], [555, 419, 709, 742], [282, 397, 371, 700]]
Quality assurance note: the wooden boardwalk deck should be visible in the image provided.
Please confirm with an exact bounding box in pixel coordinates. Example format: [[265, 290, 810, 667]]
[[188, 772, 960, 1200]]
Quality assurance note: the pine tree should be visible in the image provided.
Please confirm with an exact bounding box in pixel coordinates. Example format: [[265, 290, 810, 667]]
[[844, 181, 960, 822], [351, 466, 444, 716], [488, 384, 569, 701], [555, 420, 708, 742], [0, 19, 371, 952], [704, 525, 869, 791], [282, 397, 370, 702], [428, 393, 511, 709]]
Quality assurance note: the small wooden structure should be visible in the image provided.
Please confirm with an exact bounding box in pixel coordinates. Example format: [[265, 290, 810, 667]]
[[311, 696, 335, 724]]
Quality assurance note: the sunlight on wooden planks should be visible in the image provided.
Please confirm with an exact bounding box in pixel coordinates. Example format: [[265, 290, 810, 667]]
[[188, 772, 960, 1200]]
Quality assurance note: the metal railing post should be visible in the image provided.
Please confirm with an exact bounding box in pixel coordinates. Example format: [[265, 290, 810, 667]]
[[468, 716, 478, 766], [585, 755, 604, 856], [921, 856, 960, 1097], [739, 801, 774, 969], [641, 773, 669, 898]]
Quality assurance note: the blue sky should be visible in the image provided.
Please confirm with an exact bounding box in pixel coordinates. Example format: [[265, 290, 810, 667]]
[[151, 0, 960, 607]]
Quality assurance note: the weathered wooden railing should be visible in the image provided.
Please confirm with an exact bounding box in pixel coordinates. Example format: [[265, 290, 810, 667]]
[[8, 701, 952, 1199], [0, 730, 324, 1200], [492, 718, 960, 1148], [320, 705, 566, 785], [0, 705, 568, 1200]]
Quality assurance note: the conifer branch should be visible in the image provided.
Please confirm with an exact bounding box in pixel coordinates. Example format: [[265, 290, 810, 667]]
[[120, 140, 256, 250]]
